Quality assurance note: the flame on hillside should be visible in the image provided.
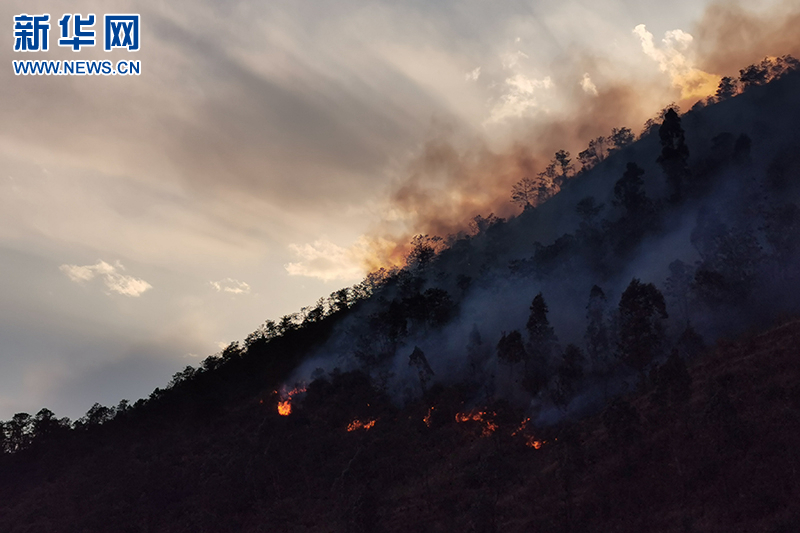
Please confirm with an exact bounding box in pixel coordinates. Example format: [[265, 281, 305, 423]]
[[423, 406, 435, 427], [512, 417, 546, 449], [277, 401, 292, 416], [525, 438, 545, 450], [275, 385, 307, 416], [455, 409, 498, 437], [347, 418, 377, 432]]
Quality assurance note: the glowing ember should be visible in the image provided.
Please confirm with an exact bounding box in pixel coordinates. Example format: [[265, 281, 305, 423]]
[[346, 418, 377, 432], [525, 438, 545, 450], [423, 406, 434, 427], [512, 417, 545, 449], [454, 409, 498, 437], [275, 385, 306, 416], [512, 417, 531, 436]]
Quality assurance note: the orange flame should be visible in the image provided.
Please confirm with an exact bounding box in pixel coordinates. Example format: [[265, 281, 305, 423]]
[[454, 409, 498, 437], [511, 417, 531, 437], [423, 406, 434, 427], [512, 417, 545, 449], [524, 437, 545, 449], [277, 400, 292, 416], [275, 385, 307, 416], [346, 418, 377, 432]]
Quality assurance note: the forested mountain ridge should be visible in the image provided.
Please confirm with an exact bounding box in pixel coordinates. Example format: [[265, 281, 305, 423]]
[[2, 57, 800, 532]]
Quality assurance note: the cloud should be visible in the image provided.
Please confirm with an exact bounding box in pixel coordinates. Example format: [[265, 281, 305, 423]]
[[210, 278, 251, 294], [502, 50, 530, 70], [465, 67, 481, 81], [488, 73, 553, 123], [633, 24, 720, 100], [59, 260, 152, 297], [285, 240, 366, 282], [580, 73, 599, 96], [484, 49, 555, 123], [285, 236, 398, 282]]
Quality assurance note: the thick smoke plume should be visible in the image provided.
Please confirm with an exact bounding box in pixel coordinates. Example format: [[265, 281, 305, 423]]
[[358, 0, 800, 269], [283, 61, 800, 427], [695, 1, 800, 74], [362, 84, 660, 267], [271, 2, 800, 429]]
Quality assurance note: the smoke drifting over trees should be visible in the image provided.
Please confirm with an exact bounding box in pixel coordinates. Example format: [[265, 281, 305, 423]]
[[264, 60, 800, 425], [358, 1, 800, 268]]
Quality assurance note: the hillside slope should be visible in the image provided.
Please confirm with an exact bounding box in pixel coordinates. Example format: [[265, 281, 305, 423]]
[[1, 319, 799, 532]]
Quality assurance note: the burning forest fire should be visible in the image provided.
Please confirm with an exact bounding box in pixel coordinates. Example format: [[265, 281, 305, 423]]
[[275, 386, 307, 416], [423, 406, 435, 427], [451, 411, 546, 448], [525, 438, 545, 450], [512, 418, 546, 449], [454, 409, 499, 437], [277, 400, 294, 416], [346, 418, 377, 432]]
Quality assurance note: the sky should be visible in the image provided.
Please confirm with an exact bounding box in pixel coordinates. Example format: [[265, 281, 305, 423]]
[[0, 0, 795, 419]]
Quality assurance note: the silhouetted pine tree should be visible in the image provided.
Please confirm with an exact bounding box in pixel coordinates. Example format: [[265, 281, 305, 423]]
[[657, 108, 689, 202], [715, 76, 738, 101], [617, 279, 668, 380], [524, 293, 557, 395], [497, 330, 526, 385]]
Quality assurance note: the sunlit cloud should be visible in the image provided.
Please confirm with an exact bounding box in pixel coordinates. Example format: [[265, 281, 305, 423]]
[[465, 67, 481, 81], [59, 260, 152, 297], [633, 24, 720, 100], [580, 73, 599, 96], [285, 235, 400, 282], [487, 73, 553, 123], [210, 278, 251, 295], [502, 50, 529, 70], [485, 49, 554, 123], [285, 239, 367, 282]]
